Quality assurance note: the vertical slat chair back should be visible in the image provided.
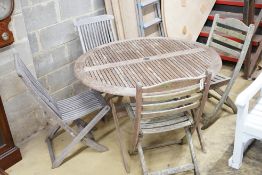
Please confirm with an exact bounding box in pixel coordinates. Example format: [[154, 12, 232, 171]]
[[135, 74, 209, 131], [74, 15, 117, 53], [15, 55, 61, 117]]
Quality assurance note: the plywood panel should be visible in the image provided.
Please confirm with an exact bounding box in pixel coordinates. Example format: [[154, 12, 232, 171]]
[[105, 0, 114, 15], [118, 0, 139, 38], [162, 0, 215, 41], [111, 0, 125, 39]]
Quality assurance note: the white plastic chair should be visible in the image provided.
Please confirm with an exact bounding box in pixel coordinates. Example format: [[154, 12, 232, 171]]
[[228, 72, 262, 169], [74, 15, 117, 53]]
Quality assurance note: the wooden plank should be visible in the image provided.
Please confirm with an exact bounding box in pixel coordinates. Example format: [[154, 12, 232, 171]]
[[118, 0, 140, 38], [212, 33, 244, 49], [111, 0, 125, 39], [209, 41, 241, 58], [215, 26, 246, 41], [217, 18, 249, 32], [141, 102, 199, 119], [162, 0, 216, 41], [149, 164, 194, 175], [105, 0, 114, 15], [142, 94, 202, 111]]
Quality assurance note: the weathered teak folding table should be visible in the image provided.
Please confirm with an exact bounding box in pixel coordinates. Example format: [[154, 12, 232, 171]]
[[74, 37, 222, 97], [74, 37, 222, 173]]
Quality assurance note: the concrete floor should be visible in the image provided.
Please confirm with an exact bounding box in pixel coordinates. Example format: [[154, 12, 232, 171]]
[[6, 64, 254, 175]]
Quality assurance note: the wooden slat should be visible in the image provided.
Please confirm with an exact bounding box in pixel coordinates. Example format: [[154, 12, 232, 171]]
[[142, 86, 200, 102], [212, 33, 243, 49], [217, 18, 249, 32], [141, 115, 189, 128], [210, 41, 241, 58], [142, 93, 202, 111], [149, 164, 194, 175], [142, 77, 203, 93], [142, 119, 193, 133], [141, 102, 199, 119], [215, 26, 246, 40]]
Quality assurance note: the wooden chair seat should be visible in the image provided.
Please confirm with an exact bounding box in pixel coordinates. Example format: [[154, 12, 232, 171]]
[[126, 104, 193, 134], [210, 74, 231, 89], [57, 90, 106, 122]]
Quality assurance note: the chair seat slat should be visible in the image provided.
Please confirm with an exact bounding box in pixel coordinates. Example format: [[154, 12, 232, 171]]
[[141, 119, 193, 134], [141, 115, 191, 129]]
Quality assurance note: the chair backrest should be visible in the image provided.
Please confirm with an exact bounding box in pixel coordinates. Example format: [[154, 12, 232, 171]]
[[135, 72, 212, 130], [15, 55, 61, 117], [206, 14, 255, 62], [74, 15, 117, 53]]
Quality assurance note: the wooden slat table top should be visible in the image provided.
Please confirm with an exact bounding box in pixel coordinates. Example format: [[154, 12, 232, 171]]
[[75, 37, 222, 97]]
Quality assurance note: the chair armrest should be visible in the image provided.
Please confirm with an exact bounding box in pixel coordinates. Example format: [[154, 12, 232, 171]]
[[235, 73, 262, 107]]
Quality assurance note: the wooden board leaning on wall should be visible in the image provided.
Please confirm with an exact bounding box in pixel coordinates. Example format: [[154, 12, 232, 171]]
[[162, 0, 216, 41], [105, 0, 160, 39]]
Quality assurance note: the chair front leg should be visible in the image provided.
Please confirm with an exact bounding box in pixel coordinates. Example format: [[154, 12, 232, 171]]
[[185, 127, 200, 175], [137, 138, 148, 175], [51, 106, 110, 168], [191, 109, 206, 153], [110, 100, 130, 173]]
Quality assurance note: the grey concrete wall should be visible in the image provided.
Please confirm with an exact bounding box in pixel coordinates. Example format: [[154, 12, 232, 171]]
[[0, 0, 47, 144], [0, 0, 106, 144], [21, 0, 105, 100]]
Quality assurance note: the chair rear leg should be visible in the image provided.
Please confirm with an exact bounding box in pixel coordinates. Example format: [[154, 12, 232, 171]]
[[47, 125, 61, 140], [214, 88, 237, 114], [51, 106, 110, 168], [110, 100, 130, 173], [185, 127, 200, 175], [75, 119, 95, 140], [63, 121, 108, 152]]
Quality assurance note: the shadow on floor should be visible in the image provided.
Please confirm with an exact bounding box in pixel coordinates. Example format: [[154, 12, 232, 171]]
[[207, 141, 262, 175]]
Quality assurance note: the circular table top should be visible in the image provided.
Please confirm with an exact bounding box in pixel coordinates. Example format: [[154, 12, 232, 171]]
[[75, 37, 222, 97]]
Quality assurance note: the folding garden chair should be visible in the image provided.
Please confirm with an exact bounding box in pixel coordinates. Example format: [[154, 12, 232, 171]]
[[202, 14, 255, 129], [111, 72, 212, 175], [74, 14, 117, 53], [15, 55, 110, 168]]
